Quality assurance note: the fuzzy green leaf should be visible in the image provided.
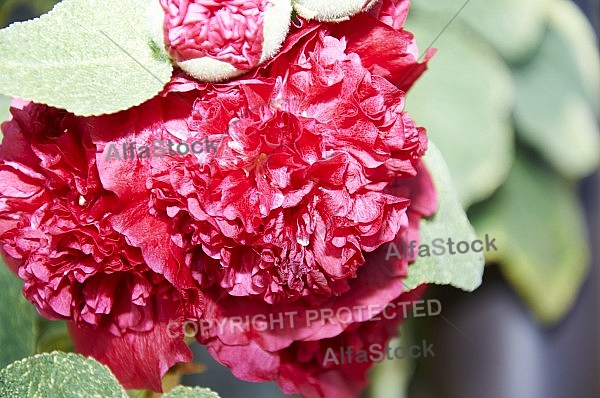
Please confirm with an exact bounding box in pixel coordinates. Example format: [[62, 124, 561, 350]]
[[0, 0, 172, 116], [403, 143, 485, 291], [0, 352, 128, 397]]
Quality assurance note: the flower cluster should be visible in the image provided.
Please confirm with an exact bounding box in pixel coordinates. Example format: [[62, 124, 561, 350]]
[[0, 1, 436, 397]]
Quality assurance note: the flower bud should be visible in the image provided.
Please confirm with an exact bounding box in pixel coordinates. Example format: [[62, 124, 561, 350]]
[[152, 0, 292, 81], [292, 0, 379, 22]]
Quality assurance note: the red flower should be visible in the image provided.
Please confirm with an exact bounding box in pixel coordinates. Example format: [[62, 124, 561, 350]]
[[185, 4, 436, 395], [0, 101, 201, 391], [182, 36, 423, 304], [193, 160, 435, 397], [0, 0, 435, 396]]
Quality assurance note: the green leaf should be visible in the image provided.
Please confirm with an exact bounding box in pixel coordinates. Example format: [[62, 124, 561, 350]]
[[405, 12, 514, 207], [512, 0, 600, 179], [369, 323, 415, 398], [470, 153, 590, 324], [0, 352, 128, 397], [29, 0, 63, 16], [0, 95, 10, 126], [0, 0, 173, 116], [0, 0, 18, 29], [163, 386, 222, 398], [547, 0, 600, 110], [403, 142, 485, 291], [35, 319, 73, 354], [411, 0, 550, 63], [0, 259, 38, 368]]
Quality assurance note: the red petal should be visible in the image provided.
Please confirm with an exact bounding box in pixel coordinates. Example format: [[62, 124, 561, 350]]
[[332, 14, 434, 92], [69, 296, 192, 391]]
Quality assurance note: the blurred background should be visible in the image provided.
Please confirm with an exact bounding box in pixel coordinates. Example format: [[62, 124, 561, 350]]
[[0, 0, 598, 397]]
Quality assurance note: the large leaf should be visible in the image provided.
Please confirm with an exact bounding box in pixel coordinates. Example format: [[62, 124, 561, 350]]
[[0, 259, 38, 368], [403, 143, 485, 291], [0, 0, 172, 116], [512, 0, 600, 179], [411, 0, 550, 62], [0, 352, 128, 397], [547, 0, 600, 110], [470, 153, 590, 324], [405, 12, 514, 208], [163, 386, 222, 398]]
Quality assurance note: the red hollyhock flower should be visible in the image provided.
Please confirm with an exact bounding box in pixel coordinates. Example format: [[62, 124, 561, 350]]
[[0, 0, 435, 396], [184, 3, 436, 396], [0, 100, 202, 391], [193, 161, 435, 397]]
